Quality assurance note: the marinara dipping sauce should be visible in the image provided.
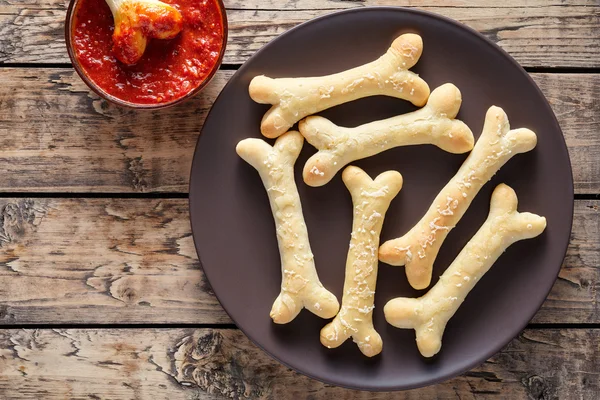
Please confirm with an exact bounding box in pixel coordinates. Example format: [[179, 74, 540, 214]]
[[69, 0, 226, 106]]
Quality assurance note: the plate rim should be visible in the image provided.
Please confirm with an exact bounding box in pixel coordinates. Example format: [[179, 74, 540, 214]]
[[189, 6, 575, 391]]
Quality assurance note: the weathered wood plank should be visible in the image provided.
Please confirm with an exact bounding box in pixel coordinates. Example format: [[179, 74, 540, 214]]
[[0, 69, 230, 193], [0, 69, 598, 193], [0, 0, 598, 67], [0, 198, 596, 325], [0, 198, 229, 325], [532, 200, 600, 324], [0, 328, 597, 399], [531, 74, 600, 194]]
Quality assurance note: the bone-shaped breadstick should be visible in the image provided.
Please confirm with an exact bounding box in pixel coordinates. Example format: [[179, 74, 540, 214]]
[[384, 184, 546, 357], [320, 166, 403, 357], [236, 131, 339, 324], [249, 34, 430, 139], [379, 106, 538, 289], [300, 83, 475, 187]]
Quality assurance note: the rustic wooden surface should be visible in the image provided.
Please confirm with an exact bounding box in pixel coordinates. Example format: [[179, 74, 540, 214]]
[[0, 0, 598, 398], [0, 328, 598, 399]]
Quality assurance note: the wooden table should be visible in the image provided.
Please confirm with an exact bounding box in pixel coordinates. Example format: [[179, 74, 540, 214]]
[[0, 0, 598, 398]]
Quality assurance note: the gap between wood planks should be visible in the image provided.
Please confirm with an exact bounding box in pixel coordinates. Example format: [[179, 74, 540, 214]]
[[1, 62, 600, 74], [0, 193, 596, 199], [0, 322, 598, 330]]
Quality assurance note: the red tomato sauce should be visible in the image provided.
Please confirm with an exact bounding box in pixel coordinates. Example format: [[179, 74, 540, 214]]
[[72, 0, 224, 105]]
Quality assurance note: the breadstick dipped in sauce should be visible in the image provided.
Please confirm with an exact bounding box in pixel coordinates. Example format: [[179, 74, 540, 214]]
[[105, 0, 183, 65], [71, 0, 225, 105]]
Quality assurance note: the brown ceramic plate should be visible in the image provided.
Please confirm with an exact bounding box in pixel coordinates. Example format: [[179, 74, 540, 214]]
[[189, 7, 573, 391]]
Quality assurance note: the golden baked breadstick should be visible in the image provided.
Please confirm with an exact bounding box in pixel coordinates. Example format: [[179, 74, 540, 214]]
[[300, 83, 474, 187], [320, 166, 402, 357], [384, 184, 546, 357], [379, 106, 538, 289], [236, 131, 339, 324], [249, 34, 430, 138]]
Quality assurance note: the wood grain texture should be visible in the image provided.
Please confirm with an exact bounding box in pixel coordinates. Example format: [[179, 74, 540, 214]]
[[0, 69, 230, 193], [0, 0, 598, 67], [531, 74, 600, 194], [0, 69, 598, 193], [0, 198, 596, 325], [532, 200, 600, 324], [0, 198, 228, 325], [0, 328, 598, 399]]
